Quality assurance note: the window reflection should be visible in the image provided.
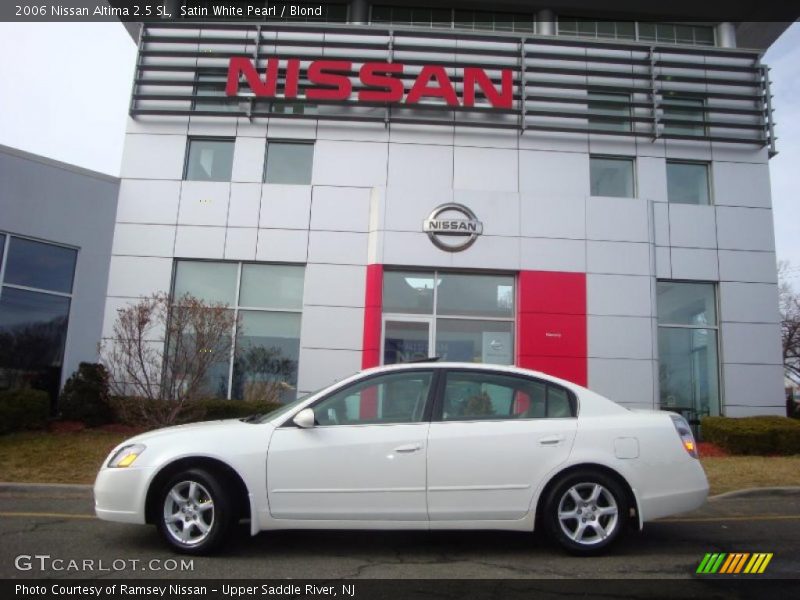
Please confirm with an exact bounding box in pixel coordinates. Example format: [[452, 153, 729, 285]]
[[5, 237, 77, 293]]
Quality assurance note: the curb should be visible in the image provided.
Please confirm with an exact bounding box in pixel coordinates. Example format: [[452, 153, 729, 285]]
[[708, 486, 800, 500], [0, 482, 92, 493]]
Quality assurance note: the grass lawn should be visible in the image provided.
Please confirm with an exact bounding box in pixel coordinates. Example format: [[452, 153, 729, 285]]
[[0, 430, 130, 485], [2, 430, 800, 495]]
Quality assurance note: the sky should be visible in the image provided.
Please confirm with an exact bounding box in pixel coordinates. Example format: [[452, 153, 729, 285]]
[[0, 21, 798, 283]]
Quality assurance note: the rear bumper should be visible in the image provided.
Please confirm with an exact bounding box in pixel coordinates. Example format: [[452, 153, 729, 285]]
[[93, 466, 153, 524], [639, 460, 709, 522]]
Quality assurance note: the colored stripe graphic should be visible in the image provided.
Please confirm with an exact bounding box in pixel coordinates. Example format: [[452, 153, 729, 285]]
[[698, 552, 773, 575]]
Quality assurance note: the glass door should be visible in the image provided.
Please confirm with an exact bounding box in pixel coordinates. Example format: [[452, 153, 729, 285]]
[[382, 317, 433, 365]]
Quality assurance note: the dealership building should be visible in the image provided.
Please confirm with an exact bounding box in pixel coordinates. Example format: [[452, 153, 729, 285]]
[[3, 2, 795, 422]]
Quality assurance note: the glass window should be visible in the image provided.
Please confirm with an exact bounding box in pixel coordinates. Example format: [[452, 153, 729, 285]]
[[657, 282, 716, 327], [184, 138, 234, 182], [0, 287, 71, 399], [171, 260, 305, 400], [4, 237, 77, 294], [372, 5, 534, 33], [437, 273, 514, 318], [232, 311, 301, 403], [657, 282, 720, 418], [174, 261, 238, 305], [436, 319, 513, 365], [662, 96, 706, 136], [590, 157, 635, 198], [264, 142, 314, 185], [194, 73, 237, 112], [0, 234, 5, 265], [382, 271, 435, 315], [382, 270, 515, 367], [588, 91, 631, 132], [667, 161, 710, 205], [440, 371, 575, 421], [313, 370, 433, 426], [239, 264, 304, 309]]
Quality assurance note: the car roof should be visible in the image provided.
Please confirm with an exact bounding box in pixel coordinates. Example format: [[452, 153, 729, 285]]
[[360, 361, 583, 392]]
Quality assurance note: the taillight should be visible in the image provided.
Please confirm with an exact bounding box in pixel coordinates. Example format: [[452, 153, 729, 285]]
[[670, 413, 699, 459]]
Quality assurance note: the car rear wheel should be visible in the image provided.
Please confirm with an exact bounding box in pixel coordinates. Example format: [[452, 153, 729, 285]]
[[544, 470, 629, 555], [156, 468, 232, 554]]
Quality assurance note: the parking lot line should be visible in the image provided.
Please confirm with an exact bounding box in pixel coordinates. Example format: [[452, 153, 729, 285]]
[[660, 515, 800, 523], [0, 511, 96, 519]]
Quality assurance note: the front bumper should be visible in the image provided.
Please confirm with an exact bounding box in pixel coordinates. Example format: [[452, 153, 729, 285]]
[[94, 465, 154, 524]]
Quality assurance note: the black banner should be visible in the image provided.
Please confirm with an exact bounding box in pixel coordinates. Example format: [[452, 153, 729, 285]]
[[4, 579, 800, 600], [1, 0, 799, 23]]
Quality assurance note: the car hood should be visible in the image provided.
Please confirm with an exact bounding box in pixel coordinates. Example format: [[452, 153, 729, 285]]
[[123, 418, 265, 444]]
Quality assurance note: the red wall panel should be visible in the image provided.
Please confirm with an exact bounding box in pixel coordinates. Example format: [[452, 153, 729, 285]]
[[361, 264, 384, 369], [517, 270, 587, 386]]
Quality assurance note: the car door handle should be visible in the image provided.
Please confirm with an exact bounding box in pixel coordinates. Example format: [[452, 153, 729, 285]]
[[394, 444, 423, 453], [539, 435, 565, 446]]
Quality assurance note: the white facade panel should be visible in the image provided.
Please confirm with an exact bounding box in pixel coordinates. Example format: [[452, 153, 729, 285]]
[[174, 225, 226, 259], [387, 143, 454, 190], [719, 282, 781, 324], [670, 248, 719, 281], [307, 231, 368, 265], [453, 146, 518, 192], [259, 185, 312, 229], [588, 358, 656, 408], [668, 204, 717, 249], [312, 140, 388, 187], [587, 274, 652, 317], [231, 137, 266, 183], [586, 196, 649, 243], [296, 348, 362, 394], [716, 206, 776, 252], [636, 157, 668, 203], [178, 182, 231, 226], [227, 183, 261, 227], [520, 193, 586, 240], [722, 364, 786, 416], [112, 224, 175, 258], [304, 264, 367, 308], [300, 306, 365, 351], [450, 236, 521, 271], [718, 250, 778, 283], [720, 322, 783, 365], [120, 134, 187, 180], [713, 162, 772, 208], [310, 186, 371, 233], [223, 228, 258, 261], [588, 316, 654, 360], [520, 238, 586, 273], [256, 229, 309, 263], [107, 256, 173, 298], [587, 241, 651, 276], [518, 150, 589, 198], [116, 179, 181, 224]]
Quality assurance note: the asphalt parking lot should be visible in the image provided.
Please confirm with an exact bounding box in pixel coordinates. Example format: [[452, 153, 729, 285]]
[[0, 484, 798, 580]]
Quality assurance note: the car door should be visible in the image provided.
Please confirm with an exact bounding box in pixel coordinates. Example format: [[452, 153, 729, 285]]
[[266, 369, 435, 521], [426, 369, 578, 521]]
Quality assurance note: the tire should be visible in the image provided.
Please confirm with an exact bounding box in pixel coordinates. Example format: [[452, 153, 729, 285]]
[[156, 468, 233, 554], [543, 469, 629, 556]]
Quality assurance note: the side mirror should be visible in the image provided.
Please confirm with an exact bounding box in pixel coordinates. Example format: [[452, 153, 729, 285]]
[[292, 408, 315, 429]]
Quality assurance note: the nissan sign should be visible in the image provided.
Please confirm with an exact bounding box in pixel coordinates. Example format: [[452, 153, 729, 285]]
[[423, 204, 483, 252]]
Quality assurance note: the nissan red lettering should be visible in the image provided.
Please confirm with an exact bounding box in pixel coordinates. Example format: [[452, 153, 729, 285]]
[[225, 57, 514, 109]]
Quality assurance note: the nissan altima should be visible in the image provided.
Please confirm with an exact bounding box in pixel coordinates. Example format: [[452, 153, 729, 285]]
[[94, 362, 708, 555]]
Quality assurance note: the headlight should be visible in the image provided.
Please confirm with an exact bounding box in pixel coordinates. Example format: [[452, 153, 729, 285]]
[[107, 444, 146, 468]]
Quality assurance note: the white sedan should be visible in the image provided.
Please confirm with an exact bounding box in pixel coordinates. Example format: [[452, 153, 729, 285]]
[[94, 362, 708, 555]]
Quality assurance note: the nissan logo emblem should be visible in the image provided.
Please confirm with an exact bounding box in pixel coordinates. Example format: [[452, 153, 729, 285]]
[[422, 203, 484, 252]]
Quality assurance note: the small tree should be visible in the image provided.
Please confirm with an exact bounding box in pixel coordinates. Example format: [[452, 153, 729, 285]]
[[101, 293, 236, 426], [779, 261, 800, 386]]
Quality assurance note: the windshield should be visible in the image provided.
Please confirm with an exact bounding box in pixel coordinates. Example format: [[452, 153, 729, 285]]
[[245, 390, 319, 424]]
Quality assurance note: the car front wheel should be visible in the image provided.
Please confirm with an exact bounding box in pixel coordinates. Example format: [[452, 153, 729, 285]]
[[544, 470, 629, 555], [156, 468, 232, 554]]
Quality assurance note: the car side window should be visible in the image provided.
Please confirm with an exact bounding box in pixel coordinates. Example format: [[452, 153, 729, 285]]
[[312, 370, 433, 426], [440, 371, 575, 421]]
